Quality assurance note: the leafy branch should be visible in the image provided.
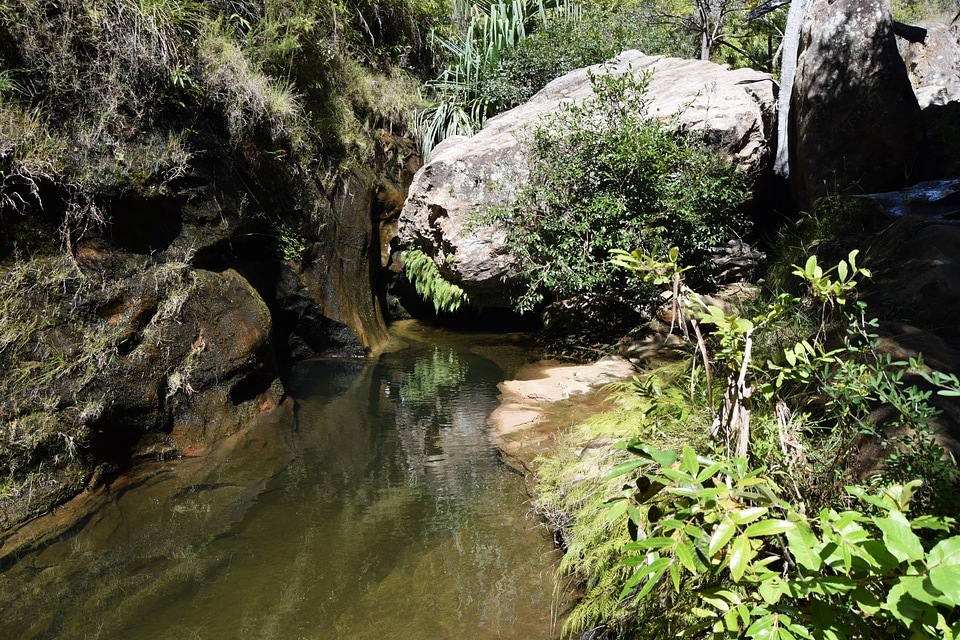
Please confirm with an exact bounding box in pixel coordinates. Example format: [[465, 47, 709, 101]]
[[607, 445, 960, 639]]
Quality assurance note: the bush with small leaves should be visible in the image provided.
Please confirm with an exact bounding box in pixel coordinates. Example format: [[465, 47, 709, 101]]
[[478, 70, 753, 312]]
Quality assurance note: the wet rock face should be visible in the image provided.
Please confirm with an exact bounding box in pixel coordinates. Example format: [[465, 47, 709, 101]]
[[0, 246, 283, 529], [0, 129, 419, 529], [399, 51, 777, 308], [792, 0, 923, 207]]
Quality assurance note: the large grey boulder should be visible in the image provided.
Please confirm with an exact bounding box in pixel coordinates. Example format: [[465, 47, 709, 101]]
[[898, 21, 960, 109], [399, 50, 777, 308], [792, 0, 922, 208], [896, 22, 960, 180]]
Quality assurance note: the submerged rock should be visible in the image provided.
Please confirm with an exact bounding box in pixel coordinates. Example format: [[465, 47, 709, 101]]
[[489, 356, 637, 466]]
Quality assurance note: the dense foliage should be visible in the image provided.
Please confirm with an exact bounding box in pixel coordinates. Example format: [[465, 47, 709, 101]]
[[0, 0, 444, 255], [536, 245, 960, 639], [478, 70, 753, 312], [419, 0, 705, 158]]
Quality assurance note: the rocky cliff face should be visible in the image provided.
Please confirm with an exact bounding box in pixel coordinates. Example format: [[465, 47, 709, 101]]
[[398, 51, 777, 308], [0, 122, 417, 529]]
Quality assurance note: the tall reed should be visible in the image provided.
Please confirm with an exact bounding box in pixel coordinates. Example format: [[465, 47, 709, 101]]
[[419, 0, 579, 160]]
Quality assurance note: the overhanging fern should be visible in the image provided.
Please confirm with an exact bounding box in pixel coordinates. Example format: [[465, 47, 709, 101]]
[[402, 248, 470, 313]]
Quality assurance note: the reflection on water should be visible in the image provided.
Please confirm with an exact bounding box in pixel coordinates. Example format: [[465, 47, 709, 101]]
[[0, 321, 561, 639]]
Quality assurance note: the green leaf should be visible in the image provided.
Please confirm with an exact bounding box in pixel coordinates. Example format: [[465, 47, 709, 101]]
[[886, 580, 939, 628], [662, 468, 695, 483], [681, 444, 699, 475], [848, 249, 859, 272], [874, 510, 925, 562], [729, 534, 752, 582], [778, 626, 798, 640], [675, 540, 699, 573], [724, 607, 740, 632], [744, 519, 795, 538], [785, 348, 797, 366], [696, 461, 723, 483], [929, 536, 960, 567], [858, 539, 900, 573], [745, 613, 776, 638], [729, 507, 768, 526], [631, 557, 672, 601], [701, 588, 742, 611], [850, 586, 882, 615], [846, 484, 895, 511], [837, 260, 848, 282], [791, 576, 857, 596], [929, 566, 960, 606], [670, 560, 681, 593], [785, 519, 822, 571], [661, 518, 687, 532], [708, 519, 737, 558], [605, 459, 645, 480], [607, 500, 628, 521], [649, 448, 679, 468], [624, 537, 675, 551], [758, 576, 788, 605]]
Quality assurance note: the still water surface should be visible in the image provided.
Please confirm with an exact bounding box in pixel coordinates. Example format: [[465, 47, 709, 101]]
[[0, 322, 561, 639]]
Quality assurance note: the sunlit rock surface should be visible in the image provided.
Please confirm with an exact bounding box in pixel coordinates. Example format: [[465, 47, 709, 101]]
[[898, 21, 960, 108], [399, 50, 777, 308]]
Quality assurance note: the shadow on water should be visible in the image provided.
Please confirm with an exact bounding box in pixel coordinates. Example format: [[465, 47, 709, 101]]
[[0, 321, 563, 639]]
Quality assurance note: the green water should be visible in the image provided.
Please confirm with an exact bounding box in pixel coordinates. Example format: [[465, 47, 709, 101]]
[[0, 322, 563, 639]]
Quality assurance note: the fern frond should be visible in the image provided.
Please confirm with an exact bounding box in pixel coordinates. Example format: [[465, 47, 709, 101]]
[[402, 248, 470, 313]]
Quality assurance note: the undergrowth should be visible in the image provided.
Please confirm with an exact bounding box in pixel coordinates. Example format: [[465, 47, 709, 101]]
[[0, 0, 437, 242], [536, 241, 960, 638]]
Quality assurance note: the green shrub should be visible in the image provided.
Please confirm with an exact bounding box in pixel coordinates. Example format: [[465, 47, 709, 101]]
[[535, 367, 713, 639], [891, 0, 958, 21], [479, 70, 753, 312], [482, 3, 694, 108], [419, 0, 579, 159], [540, 250, 960, 638], [197, 22, 305, 145], [607, 446, 960, 640]]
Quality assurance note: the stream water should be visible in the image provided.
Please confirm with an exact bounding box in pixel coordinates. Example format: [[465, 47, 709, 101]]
[[0, 321, 563, 639]]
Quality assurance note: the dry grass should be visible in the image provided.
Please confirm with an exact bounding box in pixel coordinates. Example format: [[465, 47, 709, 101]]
[[198, 24, 306, 145]]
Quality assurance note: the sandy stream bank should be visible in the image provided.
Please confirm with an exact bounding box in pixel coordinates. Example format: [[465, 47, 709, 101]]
[[488, 356, 638, 470]]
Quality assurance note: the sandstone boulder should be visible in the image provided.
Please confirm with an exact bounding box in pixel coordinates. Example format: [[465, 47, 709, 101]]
[[898, 21, 960, 108], [399, 50, 777, 308], [792, 0, 923, 208], [894, 22, 960, 180]]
